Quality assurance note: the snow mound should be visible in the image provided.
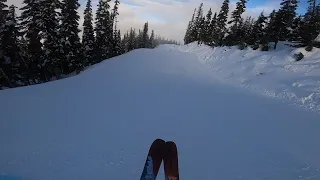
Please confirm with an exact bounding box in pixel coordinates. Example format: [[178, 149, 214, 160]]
[[162, 42, 320, 113]]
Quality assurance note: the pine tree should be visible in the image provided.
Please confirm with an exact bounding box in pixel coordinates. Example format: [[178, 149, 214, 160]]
[[113, 30, 122, 56], [127, 28, 136, 51], [216, 0, 230, 46], [300, 0, 320, 45], [194, 3, 203, 42], [82, 0, 95, 66], [275, 0, 298, 43], [251, 12, 267, 46], [40, 0, 62, 80], [149, 30, 155, 48], [95, 0, 113, 61], [0, 5, 25, 87], [121, 31, 129, 53], [20, 0, 44, 82], [60, 0, 83, 74], [209, 12, 218, 45], [111, 0, 120, 57], [142, 22, 149, 48], [203, 8, 212, 44], [266, 10, 278, 49], [290, 15, 302, 41], [226, 0, 248, 46], [184, 8, 196, 44]]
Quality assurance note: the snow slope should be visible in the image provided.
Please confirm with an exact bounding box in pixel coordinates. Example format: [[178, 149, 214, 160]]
[[1, 46, 320, 180], [169, 42, 320, 113]]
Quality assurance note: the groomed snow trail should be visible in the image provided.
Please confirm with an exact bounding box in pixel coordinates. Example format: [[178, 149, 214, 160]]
[[1, 47, 320, 180]]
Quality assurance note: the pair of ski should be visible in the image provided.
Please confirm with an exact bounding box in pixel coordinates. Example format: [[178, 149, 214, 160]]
[[140, 139, 179, 180]]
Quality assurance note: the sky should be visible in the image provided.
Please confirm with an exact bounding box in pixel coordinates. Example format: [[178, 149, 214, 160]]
[[10, 0, 310, 43]]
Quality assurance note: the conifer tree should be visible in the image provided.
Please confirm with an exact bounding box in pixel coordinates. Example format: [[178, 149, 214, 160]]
[[0, 5, 25, 87], [184, 8, 196, 44], [40, 0, 62, 80], [203, 8, 212, 44], [216, 0, 230, 46], [60, 0, 83, 73], [82, 0, 95, 65], [149, 30, 155, 48], [20, 0, 44, 82], [142, 22, 149, 48], [95, 0, 112, 61], [209, 12, 218, 45], [226, 0, 248, 46], [251, 12, 267, 46]]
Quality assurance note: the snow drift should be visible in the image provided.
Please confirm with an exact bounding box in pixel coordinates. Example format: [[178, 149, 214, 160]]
[[163, 42, 320, 113]]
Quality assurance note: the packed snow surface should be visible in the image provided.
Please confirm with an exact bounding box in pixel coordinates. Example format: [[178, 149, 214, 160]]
[[1, 44, 320, 180]]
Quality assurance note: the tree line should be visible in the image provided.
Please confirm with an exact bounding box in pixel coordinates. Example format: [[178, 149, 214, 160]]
[[0, 0, 178, 89], [184, 0, 320, 51]]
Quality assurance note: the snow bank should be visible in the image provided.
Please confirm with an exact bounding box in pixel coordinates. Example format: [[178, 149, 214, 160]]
[[161, 42, 320, 113]]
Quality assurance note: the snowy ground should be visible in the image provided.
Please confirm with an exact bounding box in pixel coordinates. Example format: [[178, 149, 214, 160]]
[[170, 42, 320, 113], [1, 45, 320, 180]]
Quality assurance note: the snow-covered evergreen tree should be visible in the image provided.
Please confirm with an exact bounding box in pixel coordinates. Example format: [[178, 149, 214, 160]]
[[209, 12, 218, 46], [82, 0, 95, 66], [226, 0, 248, 46], [0, 5, 25, 87], [184, 8, 196, 44], [127, 28, 136, 51], [60, 0, 83, 74], [40, 0, 62, 80], [95, 0, 113, 61], [142, 22, 149, 48], [113, 30, 122, 56], [203, 8, 212, 44], [111, 0, 120, 57], [20, 0, 44, 82], [216, 0, 229, 46], [266, 10, 278, 49], [275, 0, 298, 42], [149, 30, 155, 48], [251, 12, 267, 46]]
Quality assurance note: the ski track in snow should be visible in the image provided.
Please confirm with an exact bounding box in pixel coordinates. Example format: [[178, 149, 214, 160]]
[[0, 46, 320, 180], [165, 42, 320, 113]]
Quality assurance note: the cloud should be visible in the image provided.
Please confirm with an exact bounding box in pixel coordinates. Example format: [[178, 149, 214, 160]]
[[10, 0, 280, 43]]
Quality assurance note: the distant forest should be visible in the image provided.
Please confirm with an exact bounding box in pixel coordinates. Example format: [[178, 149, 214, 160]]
[[184, 0, 320, 50], [0, 0, 178, 89]]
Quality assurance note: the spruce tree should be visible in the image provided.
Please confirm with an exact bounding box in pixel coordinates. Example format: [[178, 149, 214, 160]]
[[184, 8, 196, 44], [40, 0, 61, 80], [194, 3, 203, 42], [142, 22, 149, 48], [226, 0, 248, 46], [203, 8, 212, 44], [266, 10, 278, 49], [0, 5, 25, 87], [95, 0, 112, 61], [300, 0, 320, 45], [127, 28, 136, 51], [20, 0, 44, 82], [209, 12, 218, 46], [112, 0, 120, 57], [113, 30, 122, 56], [274, 0, 298, 44], [217, 0, 230, 46], [82, 0, 95, 66], [60, 0, 83, 74], [121, 31, 129, 53], [149, 30, 155, 48], [251, 12, 267, 46]]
